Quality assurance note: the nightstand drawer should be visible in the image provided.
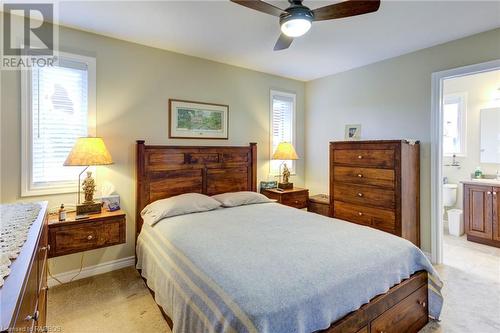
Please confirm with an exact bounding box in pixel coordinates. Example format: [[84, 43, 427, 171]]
[[282, 192, 308, 209], [49, 215, 125, 257]]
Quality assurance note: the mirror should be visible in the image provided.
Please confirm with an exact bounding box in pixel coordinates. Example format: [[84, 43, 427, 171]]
[[480, 107, 500, 164]]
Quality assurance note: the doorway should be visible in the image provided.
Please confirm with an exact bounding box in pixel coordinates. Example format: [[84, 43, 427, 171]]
[[431, 59, 500, 265]]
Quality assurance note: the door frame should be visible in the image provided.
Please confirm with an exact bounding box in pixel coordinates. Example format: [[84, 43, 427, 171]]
[[430, 59, 500, 264]]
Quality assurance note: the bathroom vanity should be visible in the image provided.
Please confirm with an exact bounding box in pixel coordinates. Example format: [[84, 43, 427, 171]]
[[462, 180, 500, 248]]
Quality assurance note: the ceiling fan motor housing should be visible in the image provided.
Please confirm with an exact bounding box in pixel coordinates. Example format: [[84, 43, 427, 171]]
[[280, 4, 315, 26]]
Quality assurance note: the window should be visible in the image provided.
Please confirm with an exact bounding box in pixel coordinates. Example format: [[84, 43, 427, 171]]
[[21, 52, 96, 196], [442, 93, 467, 156], [270, 90, 296, 175]]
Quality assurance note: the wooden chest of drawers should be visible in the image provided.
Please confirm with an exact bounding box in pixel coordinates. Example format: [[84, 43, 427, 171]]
[[1, 202, 48, 333], [330, 140, 420, 246]]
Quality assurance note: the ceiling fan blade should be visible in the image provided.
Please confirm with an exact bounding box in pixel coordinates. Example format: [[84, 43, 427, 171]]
[[274, 33, 294, 51], [230, 0, 285, 17], [312, 0, 381, 21]]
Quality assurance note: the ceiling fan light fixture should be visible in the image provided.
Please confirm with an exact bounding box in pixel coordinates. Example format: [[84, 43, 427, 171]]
[[279, 6, 314, 38], [280, 17, 312, 37]]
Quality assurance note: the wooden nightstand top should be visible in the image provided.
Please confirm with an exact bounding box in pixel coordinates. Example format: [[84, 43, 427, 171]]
[[262, 187, 308, 195], [48, 209, 125, 226]]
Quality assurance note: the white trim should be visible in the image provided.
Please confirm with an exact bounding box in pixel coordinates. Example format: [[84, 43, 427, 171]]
[[430, 59, 500, 265], [21, 51, 97, 197], [269, 89, 297, 176], [48, 256, 135, 287]]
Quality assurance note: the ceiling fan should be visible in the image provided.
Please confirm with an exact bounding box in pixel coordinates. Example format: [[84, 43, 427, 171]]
[[230, 0, 381, 51]]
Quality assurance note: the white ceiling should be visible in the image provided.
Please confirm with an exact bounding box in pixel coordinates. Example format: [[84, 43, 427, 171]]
[[55, 0, 500, 81]]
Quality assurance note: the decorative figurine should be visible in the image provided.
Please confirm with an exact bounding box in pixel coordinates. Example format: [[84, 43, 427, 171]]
[[82, 171, 96, 203], [282, 163, 291, 184]]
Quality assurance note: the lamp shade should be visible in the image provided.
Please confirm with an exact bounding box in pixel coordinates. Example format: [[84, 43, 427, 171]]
[[64, 137, 113, 166], [272, 142, 299, 160]]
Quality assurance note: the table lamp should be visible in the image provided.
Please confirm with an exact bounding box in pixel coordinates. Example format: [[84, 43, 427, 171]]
[[272, 142, 298, 190], [64, 137, 113, 215]]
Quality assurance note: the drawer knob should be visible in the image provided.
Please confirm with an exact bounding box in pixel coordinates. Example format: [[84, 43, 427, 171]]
[[25, 310, 39, 321], [357, 174, 363, 178], [357, 192, 364, 197], [294, 200, 299, 204], [87, 235, 94, 240], [487, 191, 492, 195], [357, 155, 363, 159], [494, 192, 497, 195], [418, 300, 427, 308], [358, 212, 363, 216]]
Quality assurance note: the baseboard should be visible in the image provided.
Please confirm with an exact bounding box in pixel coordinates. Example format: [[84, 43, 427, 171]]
[[48, 256, 135, 287]]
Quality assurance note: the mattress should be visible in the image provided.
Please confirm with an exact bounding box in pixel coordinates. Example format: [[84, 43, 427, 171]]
[[136, 202, 442, 333]]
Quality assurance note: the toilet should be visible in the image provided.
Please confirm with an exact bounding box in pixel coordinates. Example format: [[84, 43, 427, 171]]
[[443, 183, 458, 207]]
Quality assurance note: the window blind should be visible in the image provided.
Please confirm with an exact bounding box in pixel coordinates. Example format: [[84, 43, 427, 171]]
[[271, 93, 295, 174], [31, 61, 89, 186]]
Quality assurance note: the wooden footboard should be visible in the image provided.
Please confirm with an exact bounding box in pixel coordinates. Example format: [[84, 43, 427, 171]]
[[320, 271, 428, 333], [139, 270, 428, 333]]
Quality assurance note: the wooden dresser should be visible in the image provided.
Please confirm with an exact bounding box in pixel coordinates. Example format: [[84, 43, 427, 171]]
[[1, 202, 48, 333], [330, 140, 420, 246]]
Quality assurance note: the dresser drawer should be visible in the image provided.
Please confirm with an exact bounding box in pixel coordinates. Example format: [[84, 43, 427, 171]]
[[334, 166, 395, 189], [281, 191, 308, 209], [370, 285, 428, 333], [49, 218, 125, 257], [333, 183, 395, 209], [334, 201, 396, 233], [333, 149, 395, 168]]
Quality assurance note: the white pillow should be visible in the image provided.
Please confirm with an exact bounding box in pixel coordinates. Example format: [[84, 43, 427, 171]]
[[212, 191, 273, 207], [141, 193, 221, 225]]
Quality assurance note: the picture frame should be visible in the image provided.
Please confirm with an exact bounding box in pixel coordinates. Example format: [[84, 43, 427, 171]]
[[169, 99, 229, 139], [345, 124, 361, 140]]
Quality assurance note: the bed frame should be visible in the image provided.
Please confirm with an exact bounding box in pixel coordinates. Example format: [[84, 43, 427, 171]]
[[135, 141, 430, 333]]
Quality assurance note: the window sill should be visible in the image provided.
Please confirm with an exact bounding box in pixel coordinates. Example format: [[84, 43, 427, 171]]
[[21, 183, 78, 197]]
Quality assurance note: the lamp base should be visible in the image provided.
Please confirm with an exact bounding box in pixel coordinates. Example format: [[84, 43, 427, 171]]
[[76, 202, 102, 215], [278, 182, 293, 190]]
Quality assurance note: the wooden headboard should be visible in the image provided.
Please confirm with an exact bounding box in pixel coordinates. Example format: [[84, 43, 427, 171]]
[[135, 140, 257, 236]]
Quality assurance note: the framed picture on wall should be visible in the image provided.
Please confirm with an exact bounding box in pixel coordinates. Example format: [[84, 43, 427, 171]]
[[345, 124, 361, 140], [169, 99, 229, 139]]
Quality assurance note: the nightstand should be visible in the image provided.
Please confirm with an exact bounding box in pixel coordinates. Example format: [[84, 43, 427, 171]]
[[308, 194, 330, 217], [48, 210, 126, 258], [261, 187, 309, 209]]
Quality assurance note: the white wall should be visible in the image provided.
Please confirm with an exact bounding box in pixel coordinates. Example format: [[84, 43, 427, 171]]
[[443, 70, 500, 211], [305, 28, 500, 252], [0, 20, 305, 275]]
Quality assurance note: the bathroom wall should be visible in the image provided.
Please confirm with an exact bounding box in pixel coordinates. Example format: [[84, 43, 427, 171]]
[[443, 69, 500, 211]]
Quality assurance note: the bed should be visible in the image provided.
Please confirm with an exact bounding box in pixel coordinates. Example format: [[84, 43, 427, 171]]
[[135, 141, 443, 333]]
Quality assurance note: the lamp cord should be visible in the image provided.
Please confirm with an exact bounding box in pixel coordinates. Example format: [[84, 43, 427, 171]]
[[47, 252, 85, 286]]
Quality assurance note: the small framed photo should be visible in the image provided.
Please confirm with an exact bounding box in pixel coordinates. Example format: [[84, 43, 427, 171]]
[[169, 99, 229, 139], [345, 124, 361, 140]]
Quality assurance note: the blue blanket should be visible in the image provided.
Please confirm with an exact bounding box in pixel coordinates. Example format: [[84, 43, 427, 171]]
[[137, 203, 443, 333]]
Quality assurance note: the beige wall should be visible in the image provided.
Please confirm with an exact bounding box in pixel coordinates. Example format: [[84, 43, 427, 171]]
[[304, 28, 500, 253], [443, 70, 500, 211], [0, 23, 305, 274]]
